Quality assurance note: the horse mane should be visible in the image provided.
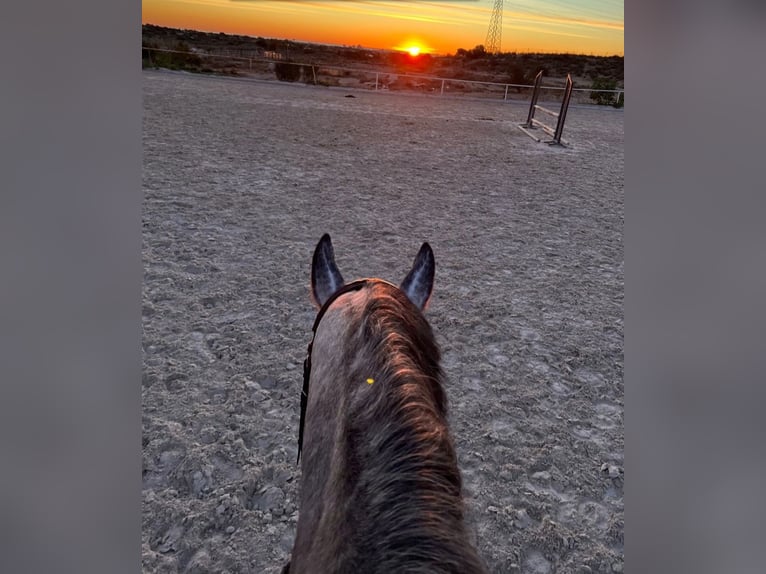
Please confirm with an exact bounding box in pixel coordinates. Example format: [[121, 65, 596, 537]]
[[335, 281, 485, 572]]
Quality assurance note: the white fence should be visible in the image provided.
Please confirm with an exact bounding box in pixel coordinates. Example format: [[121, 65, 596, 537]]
[[142, 46, 624, 106]]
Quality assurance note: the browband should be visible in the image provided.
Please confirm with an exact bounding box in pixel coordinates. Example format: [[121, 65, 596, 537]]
[[297, 280, 370, 464]]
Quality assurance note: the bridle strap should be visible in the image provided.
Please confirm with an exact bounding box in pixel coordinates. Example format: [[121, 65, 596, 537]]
[[297, 280, 370, 464]]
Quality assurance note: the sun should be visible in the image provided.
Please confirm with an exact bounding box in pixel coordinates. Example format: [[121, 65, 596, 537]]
[[407, 46, 421, 57]]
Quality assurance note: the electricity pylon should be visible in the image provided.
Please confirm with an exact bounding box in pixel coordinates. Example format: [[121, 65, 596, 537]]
[[485, 0, 504, 54]]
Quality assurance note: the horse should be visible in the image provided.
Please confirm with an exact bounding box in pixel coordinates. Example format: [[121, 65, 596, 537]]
[[283, 234, 486, 574]]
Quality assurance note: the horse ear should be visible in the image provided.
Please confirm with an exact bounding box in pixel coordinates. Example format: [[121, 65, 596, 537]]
[[311, 234, 345, 308], [400, 242, 435, 310]]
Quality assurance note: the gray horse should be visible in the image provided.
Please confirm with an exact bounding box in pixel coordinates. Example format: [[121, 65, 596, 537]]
[[283, 234, 486, 574]]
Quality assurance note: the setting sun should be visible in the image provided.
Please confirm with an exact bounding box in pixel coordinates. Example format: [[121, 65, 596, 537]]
[[142, 0, 624, 56]]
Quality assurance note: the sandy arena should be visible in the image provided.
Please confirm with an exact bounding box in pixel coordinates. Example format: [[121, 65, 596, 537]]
[[142, 69, 624, 573]]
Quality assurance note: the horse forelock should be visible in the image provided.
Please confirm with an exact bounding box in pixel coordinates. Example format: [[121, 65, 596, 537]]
[[344, 281, 445, 412]]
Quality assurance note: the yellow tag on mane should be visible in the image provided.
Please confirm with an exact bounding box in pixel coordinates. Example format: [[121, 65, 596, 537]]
[[366, 378, 374, 385]]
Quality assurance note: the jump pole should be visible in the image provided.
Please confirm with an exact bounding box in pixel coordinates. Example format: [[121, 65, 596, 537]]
[[518, 72, 573, 146]]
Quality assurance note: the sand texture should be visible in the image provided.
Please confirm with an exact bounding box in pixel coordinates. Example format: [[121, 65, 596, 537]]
[[142, 70, 624, 573]]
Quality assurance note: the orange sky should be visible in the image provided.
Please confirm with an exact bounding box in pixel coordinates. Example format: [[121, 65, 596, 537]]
[[142, 0, 624, 56]]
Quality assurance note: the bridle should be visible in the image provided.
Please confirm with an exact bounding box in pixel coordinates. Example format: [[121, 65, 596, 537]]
[[297, 279, 371, 464]]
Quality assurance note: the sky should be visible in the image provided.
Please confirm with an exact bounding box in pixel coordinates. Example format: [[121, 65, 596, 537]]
[[142, 0, 624, 56]]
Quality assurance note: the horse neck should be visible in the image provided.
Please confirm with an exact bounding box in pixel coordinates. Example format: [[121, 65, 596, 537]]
[[345, 367, 483, 570], [305, 289, 485, 571], [340, 303, 474, 552]]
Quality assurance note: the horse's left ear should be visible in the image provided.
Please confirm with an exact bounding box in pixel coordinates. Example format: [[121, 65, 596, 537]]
[[400, 242, 435, 310], [311, 234, 345, 308]]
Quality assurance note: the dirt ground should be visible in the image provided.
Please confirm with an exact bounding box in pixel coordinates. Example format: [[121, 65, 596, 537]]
[[142, 69, 624, 573]]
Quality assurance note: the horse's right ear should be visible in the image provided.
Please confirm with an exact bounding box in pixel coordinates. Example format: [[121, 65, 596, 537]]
[[400, 242, 435, 311], [311, 234, 345, 308]]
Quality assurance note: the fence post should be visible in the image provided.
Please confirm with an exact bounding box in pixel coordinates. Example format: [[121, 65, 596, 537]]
[[441, 79, 445, 96], [375, 73, 378, 91], [504, 85, 509, 101]]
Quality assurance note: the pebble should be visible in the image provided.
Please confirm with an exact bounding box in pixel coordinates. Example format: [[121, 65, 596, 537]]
[[601, 463, 623, 478], [532, 470, 551, 482], [252, 485, 286, 511], [612, 562, 623, 573], [260, 376, 279, 389], [487, 506, 499, 513], [513, 509, 532, 529], [226, 526, 236, 534]]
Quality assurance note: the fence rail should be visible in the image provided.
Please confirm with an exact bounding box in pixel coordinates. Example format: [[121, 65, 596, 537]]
[[141, 46, 624, 106]]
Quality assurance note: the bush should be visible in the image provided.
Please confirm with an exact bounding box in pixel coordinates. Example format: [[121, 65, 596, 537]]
[[302, 65, 317, 85], [274, 62, 302, 82], [456, 45, 488, 60], [590, 77, 619, 106]]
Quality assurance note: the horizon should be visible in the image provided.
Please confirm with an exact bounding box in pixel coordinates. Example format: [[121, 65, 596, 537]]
[[142, 22, 623, 59], [141, 1, 624, 57]]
